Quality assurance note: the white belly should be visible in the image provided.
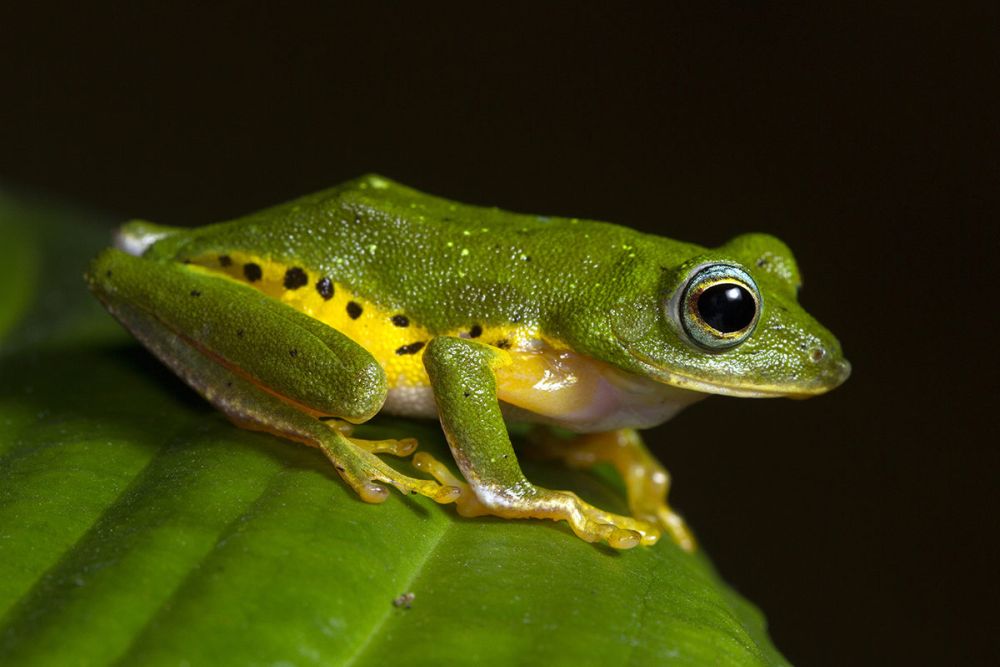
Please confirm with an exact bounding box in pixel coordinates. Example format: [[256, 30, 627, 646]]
[[382, 385, 438, 418], [381, 350, 706, 433]]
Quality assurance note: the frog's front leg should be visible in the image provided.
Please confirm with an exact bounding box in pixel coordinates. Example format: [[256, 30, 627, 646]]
[[87, 249, 460, 505], [528, 428, 695, 552], [419, 336, 660, 549]]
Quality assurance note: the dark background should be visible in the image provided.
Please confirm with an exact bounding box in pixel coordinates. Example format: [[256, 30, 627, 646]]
[[2, 4, 995, 665]]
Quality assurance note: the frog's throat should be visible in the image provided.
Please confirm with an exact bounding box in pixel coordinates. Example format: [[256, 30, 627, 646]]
[[622, 346, 834, 399]]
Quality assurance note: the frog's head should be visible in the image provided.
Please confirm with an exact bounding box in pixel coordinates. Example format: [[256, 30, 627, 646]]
[[609, 233, 850, 397]]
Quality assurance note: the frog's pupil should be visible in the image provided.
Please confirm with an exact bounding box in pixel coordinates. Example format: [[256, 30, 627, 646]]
[[697, 283, 755, 333]]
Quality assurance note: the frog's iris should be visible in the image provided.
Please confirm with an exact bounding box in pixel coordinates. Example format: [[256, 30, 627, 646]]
[[679, 264, 760, 350]]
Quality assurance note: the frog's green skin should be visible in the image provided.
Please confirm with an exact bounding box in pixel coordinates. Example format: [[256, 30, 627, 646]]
[[87, 174, 849, 551]]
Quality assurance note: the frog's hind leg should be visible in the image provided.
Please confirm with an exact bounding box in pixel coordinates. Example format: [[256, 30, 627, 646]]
[[88, 249, 460, 506], [421, 335, 661, 550], [530, 428, 695, 552]]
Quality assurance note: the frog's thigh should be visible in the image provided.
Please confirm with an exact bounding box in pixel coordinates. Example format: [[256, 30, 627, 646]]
[[531, 428, 695, 552], [92, 249, 386, 423], [91, 250, 457, 504], [420, 336, 660, 549]]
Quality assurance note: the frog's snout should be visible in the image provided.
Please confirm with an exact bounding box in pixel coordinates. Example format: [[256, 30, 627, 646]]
[[804, 342, 851, 394], [84, 248, 119, 296], [828, 358, 852, 387]]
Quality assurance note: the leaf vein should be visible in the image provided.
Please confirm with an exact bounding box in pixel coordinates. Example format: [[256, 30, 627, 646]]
[[110, 461, 294, 665], [340, 517, 452, 667], [0, 418, 196, 629]]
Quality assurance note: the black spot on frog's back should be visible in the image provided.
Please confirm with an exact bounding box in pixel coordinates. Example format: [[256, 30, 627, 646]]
[[316, 277, 334, 300], [395, 341, 426, 355], [243, 263, 262, 282], [284, 267, 309, 290]]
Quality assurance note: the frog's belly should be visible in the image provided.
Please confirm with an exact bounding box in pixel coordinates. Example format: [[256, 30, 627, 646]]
[[497, 373, 705, 433], [381, 360, 706, 433], [383, 385, 438, 418]]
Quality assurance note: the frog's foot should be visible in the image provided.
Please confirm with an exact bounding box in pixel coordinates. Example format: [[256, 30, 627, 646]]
[[227, 414, 458, 505], [325, 436, 462, 505], [529, 428, 696, 552], [413, 451, 658, 549]]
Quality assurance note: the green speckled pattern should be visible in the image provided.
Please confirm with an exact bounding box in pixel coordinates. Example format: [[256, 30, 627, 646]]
[[140, 175, 848, 396]]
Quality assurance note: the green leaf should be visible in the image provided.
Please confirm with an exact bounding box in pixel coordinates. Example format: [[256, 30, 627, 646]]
[[0, 193, 788, 666]]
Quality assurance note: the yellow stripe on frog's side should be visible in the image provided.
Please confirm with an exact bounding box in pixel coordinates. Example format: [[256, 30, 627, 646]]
[[188, 251, 548, 391]]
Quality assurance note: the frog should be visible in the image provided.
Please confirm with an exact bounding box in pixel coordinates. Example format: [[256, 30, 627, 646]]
[[86, 174, 850, 551]]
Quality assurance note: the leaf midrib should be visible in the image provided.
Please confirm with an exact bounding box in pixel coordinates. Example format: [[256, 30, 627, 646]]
[[0, 417, 196, 627], [110, 461, 296, 666]]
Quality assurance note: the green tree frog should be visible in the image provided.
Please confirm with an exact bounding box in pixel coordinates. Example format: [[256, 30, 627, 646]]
[[87, 175, 850, 551]]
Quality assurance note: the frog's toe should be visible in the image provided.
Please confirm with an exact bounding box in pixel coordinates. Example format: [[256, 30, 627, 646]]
[[653, 506, 696, 553], [358, 481, 391, 504], [327, 456, 391, 504], [559, 492, 660, 548], [630, 501, 695, 551], [609, 528, 643, 549], [348, 435, 419, 457], [412, 452, 484, 514]]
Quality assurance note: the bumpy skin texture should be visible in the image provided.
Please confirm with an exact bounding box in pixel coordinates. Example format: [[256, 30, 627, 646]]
[[87, 175, 849, 550], [138, 175, 847, 395]]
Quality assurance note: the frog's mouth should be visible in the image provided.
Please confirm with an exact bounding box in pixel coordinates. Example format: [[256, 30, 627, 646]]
[[622, 346, 851, 399]]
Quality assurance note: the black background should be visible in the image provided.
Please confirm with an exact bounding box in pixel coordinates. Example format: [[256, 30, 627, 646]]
[[2, 4, 996, 665]]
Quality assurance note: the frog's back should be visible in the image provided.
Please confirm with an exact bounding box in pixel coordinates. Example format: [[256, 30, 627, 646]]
[[169, 175, 696, 329]]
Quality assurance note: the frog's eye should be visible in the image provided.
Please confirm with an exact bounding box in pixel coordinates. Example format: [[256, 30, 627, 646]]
[[678, 264, 761, 351]]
